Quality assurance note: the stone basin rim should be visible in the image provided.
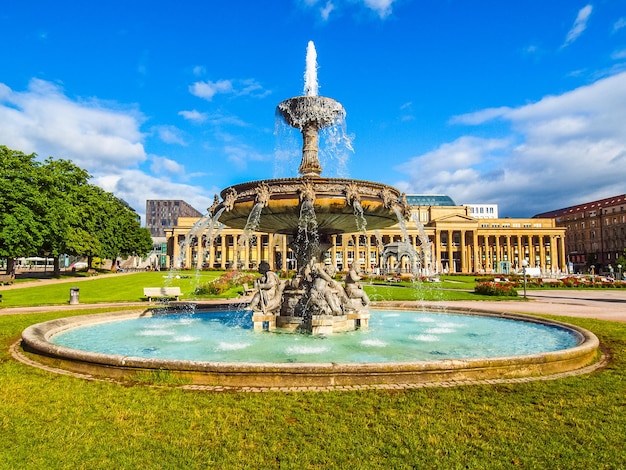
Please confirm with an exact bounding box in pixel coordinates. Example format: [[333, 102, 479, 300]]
[[19, 306, 601, 387]]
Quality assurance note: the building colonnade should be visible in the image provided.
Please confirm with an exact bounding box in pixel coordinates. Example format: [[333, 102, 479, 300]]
[[166, 206, 567, 275]]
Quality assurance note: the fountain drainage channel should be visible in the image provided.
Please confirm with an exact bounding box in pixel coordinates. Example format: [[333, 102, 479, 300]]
[[17, 305, 602, 391]]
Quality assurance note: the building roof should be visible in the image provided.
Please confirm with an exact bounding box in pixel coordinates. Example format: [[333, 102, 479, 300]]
[[533, 194, 626, 218], [405, 194, 456, 206]]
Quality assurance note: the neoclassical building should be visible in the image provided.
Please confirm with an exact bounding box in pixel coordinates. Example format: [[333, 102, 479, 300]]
[[165, 195, 567, 276], [535, 194, 626, 274]]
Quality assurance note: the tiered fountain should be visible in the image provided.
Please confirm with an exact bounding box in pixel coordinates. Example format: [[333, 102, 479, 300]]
[[18, 42, 600, 388], [214, 41, 411, 334]]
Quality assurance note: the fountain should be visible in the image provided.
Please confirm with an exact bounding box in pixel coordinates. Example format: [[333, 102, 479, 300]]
[[215, 41, 411, 334], [16, 42, 601, 389]]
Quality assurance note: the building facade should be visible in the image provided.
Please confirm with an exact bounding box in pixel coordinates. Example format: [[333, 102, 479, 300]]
[[534, 194, 626, 275], [165, 197, 567, 276], [145, 200, 203, 237]]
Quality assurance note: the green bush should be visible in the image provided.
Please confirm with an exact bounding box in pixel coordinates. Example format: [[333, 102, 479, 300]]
[[474, 281, 519, 297], [193, 270, 258, 295]]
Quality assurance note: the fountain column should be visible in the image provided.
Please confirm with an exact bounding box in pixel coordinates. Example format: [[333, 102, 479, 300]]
[[299, 123, 322, 176]]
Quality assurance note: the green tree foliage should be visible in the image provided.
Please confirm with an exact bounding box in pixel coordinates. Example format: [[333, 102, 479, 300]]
[[0, 145, 153, 276], [0, 147, 44, 274]]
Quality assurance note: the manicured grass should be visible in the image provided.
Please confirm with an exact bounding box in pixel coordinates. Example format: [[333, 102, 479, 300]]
[[0, 309, 625, 468], [0, 271, 513, 307], [0, 271, 228, 307], [364, 284, 501, 301]]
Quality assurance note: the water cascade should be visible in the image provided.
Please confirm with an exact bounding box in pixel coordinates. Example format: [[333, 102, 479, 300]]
[[214, 41, 411, 334]]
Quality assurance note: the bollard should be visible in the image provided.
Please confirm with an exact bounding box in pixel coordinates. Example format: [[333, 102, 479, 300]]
[[69, 287, 80, 305]]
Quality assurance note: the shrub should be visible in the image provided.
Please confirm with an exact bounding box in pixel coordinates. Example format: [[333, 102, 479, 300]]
[[474, 281, 519, 297], [193, 271, 258, 296]]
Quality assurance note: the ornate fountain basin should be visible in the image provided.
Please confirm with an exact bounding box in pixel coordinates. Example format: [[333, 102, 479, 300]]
[[277, 96, 345, 129], [217, 177, 407, 235]]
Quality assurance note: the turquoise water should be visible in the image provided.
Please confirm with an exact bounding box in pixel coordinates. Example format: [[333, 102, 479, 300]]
[[51, 310, 580, 364]]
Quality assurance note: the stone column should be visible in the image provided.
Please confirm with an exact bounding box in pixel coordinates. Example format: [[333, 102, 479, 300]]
[[220, 236, 226, 269], [446, 230, 453, 272], [172, 233, 181, 269], [434, 230, 441, 273], [537, 235, 546, 271], [460, 230, 466, 273], [559, 236, 567, 273]]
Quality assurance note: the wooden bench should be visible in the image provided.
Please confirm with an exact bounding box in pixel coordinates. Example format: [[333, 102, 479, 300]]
[[143, 287, 182, 301], [0, 274, 15, 286], [242, 283, 256, 295]]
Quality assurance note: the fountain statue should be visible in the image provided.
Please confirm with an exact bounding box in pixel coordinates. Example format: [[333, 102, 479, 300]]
[[213, 41, 411, 334]]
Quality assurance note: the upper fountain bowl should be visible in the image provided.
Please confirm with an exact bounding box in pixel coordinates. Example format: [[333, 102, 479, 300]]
[[277, 96, 345, 130], [216, 177, 408, 236]]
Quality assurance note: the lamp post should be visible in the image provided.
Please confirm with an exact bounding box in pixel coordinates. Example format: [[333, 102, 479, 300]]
[[521, 259, 528, 299], [618, 264, 622, 281]]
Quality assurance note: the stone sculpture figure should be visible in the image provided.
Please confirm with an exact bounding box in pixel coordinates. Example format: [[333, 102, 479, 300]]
[[345, 264, 370, 306], [250, 261, 284, 315], [302, 258, 344, 316]]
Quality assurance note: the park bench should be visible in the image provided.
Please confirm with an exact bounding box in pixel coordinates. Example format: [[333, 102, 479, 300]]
[[143, 287, 182, 301], [242, 283, 255, 296], [0, 274, 15, 286]]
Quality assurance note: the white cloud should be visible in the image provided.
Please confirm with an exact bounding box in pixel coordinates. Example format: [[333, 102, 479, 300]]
[[150, 156, 186, 175], [299, 0, 397, 20], [0, 78, 217, 225], [613, 17, 626, 33], [189, 78, 269, 101], [0, 79, 147, 171], [320, 1, 335, 20], [179, 109, 208, 123], [153, 125, 187, 145], [93, 170, 215, 223], [362, 0, 395, 18], [189, 79, 234, 100], [395, 71, 626, 216], [562, 4, 593, 48]]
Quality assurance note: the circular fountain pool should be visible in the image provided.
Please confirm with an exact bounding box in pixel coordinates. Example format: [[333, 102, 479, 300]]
[[21, 306, 599, 388]]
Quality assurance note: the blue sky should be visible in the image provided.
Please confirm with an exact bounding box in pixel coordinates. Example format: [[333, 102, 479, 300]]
[[2, 1, 626, 222]]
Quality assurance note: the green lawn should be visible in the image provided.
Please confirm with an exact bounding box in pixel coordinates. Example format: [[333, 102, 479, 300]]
[[1, 274, 625, 467], [0, 271, 516, 308], [0, 271, 228, 307], [0, 308, 624, 468]]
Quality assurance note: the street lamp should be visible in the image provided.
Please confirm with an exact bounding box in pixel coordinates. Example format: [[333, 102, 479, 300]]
[[521, 259, 528, 299], [618, 264, 622, 281]]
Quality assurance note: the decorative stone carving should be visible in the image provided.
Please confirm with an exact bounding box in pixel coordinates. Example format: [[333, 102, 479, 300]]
[[255, 182, 272, 207], [223, 188, 238, 212], [344, 265, 370, 306], [207, 194, 220, 215], [298, 181, 316, 203], [344, 182, 361, 206], [380, 187, 395, 209], [249, 261, 284, 316]]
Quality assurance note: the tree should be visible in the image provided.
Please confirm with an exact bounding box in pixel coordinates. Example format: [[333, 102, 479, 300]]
[[0, 147, 45, 274], [38, 158, 91, 277], [1, 145, 153, 275]]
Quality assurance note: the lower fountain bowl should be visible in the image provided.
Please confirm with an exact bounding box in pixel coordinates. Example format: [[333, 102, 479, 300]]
[[19, 305, 601, 389]]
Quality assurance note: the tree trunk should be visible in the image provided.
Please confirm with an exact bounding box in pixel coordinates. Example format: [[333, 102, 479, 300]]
[[53, 255, 61, 278], [6, 258, 16, 277]]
